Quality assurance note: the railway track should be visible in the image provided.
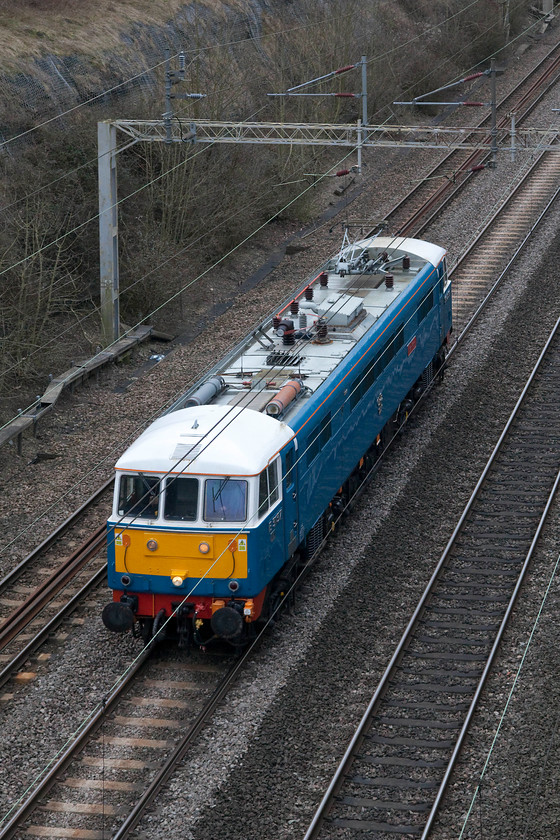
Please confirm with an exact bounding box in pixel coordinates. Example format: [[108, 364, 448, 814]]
[[303, 308, 560, 839], [0, 480, 112, 627], [0, 489, 327, 839], [449, 141, 560, 334], [0, 644, 235, 839], [3, 32, 560, 840], [0, 481, 113, 689]]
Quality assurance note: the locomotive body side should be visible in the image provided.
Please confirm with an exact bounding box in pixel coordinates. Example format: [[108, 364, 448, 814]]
[[293, 246, 450, 538], [102, 234, 450, 647]]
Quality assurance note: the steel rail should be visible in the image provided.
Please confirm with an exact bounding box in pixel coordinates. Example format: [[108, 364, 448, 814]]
[[112, 637, 262, 837], [0, 524, 107, 650], [421, 320, 560, 837], [110, 425, 427, 840], [448, 152, 560, 345], [0, 476, 113, 591], [450, 144, 552, 274], [0, 565, 107, 691], [303, 310, 560, 840], [0, 514, 321, 838], [421, 457, 560, 839]]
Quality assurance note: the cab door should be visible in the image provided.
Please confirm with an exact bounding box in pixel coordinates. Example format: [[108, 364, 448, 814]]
[[282, 441, 300, 557], [440, 258, 452, 341]]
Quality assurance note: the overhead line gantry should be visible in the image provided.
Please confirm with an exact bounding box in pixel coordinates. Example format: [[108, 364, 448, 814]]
[[98, 53, 559, 344]]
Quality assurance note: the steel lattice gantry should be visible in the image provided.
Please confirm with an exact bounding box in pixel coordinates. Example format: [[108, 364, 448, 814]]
[[111, 118, 559, 150], [98, 117, 560, 344]]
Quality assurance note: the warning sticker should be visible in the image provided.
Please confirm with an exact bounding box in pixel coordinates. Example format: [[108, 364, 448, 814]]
[[237, 538, 247, 552]]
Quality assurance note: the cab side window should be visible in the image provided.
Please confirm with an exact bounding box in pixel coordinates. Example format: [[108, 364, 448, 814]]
[[258, 459, 280, 517], [285, 448, 295, 487]]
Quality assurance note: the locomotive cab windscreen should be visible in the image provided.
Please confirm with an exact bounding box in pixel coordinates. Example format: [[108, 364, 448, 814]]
[[203, 477, 248, 522], [115, 460, 283, 524], [115, 471, 250, 524]]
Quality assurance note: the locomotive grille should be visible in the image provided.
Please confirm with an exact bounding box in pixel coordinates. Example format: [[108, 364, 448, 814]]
[[171, 443, 204, 461], [306, 515, 324, 558], [421, 360, 434, 389], [266, 352, 302, 367]]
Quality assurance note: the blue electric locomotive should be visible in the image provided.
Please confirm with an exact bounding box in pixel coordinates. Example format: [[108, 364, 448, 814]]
[[102, 231, 450, 647]]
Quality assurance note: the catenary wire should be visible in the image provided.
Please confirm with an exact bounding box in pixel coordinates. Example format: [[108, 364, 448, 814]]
[[0, 2, 536, 534], [0, 0, 531, 221], [0, 140, 356, 427], [0, 27, 536, 573], [1, 215, 428, 574], [0, 144, 360, 553], [0, 128, 291, 376], [83, 226, 442, 571], [0, 1, 519, 380], [4, 0, 502, 395], [1, 10, 532, 538], [0, 220, 437, 828], [0, 4, 540, 820], [0, 0, 508, 264], [0, 37, 319, 214]]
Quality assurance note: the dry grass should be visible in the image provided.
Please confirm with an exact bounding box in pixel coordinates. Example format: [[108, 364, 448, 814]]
[[0, 0, 252, 64]]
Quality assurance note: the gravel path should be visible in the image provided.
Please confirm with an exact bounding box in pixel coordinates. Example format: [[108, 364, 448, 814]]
[[1, 25, 560, 839]]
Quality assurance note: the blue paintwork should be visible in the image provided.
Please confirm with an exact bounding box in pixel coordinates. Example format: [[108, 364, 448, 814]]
[[288, 256, 449, 540]]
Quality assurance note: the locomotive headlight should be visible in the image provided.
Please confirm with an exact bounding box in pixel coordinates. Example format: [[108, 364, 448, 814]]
[[146, 539, 158, 552], [171, 575, 184, 587], [199, 541, 210, 554]]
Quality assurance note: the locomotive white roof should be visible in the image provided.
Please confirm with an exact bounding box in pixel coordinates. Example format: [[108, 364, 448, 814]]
[[115, 405, 294, 476]]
